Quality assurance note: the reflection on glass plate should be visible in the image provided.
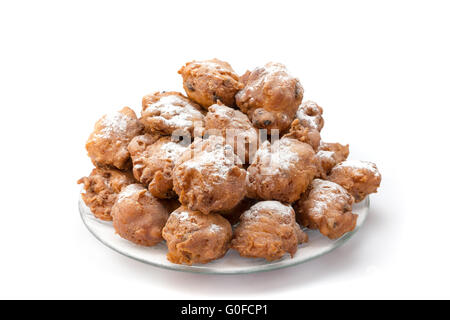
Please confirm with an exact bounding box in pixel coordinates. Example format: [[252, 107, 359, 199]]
[[79, 194, 369, 274]]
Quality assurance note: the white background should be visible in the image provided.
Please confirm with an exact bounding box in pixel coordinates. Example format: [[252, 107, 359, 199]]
[[0, 0, 449, 299]]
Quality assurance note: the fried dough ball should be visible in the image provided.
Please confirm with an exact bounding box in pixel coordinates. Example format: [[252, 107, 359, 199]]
[[235, 62, 304, 133], [246, 137, 317, 203], [78, 167, 136, 221], [296, 100, 324, 132], [204, 102, 259, 164], [128, 134, 189, 199], [295, 179, 357, 239], [86, 107, 144, 170], [328, 160, 382, 202], [231, 201, 308, 261], [111, 184, 169, 246], [141, 91, 204, 136], [173, 136, 247, 214], [316, 142, 350, 179], [284, 118, 321, 151], [178, 59, 243, 109], [162, 206, 232, 265]]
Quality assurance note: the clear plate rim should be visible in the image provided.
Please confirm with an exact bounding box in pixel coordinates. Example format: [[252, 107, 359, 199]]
[[79, 195, 369, 275]]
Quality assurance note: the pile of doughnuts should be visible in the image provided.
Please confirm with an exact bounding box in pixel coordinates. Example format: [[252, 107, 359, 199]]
[[78, 59, 381, 265]]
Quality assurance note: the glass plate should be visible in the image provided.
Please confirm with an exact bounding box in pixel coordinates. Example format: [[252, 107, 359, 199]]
[[79, 194, 369, 274]]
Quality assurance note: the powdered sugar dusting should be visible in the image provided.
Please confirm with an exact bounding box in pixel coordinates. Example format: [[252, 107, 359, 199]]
[[174, 210, 190, 222], [308, 179, 349, 215], [196, 60, 222, 70], [275, 140, 300, 170], [309, 200, 328, 215], [117, 184, 145, 203], [256, 140, 300, 173], [336, 160, 380, 176], [159, 141, 187, 160], [96, 112, 131, 139], [316, 150, 334, 160], [209, 224, 222, 233], [144, 95, 203, 128], [181, 141, 238, 180], [243, 201, 294, 220], [243, 63, 294, 95], [208, 104, 235, 120], [298, 113, 319, 130], [312, 179, 348, 195], [190, 60, 229, 77], [297, 102, 322, 131]]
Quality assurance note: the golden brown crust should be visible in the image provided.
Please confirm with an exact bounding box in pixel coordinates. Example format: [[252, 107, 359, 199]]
[[284, 118, 321, 151], [78, 167, 136, 221], [296, 100, 324, 132], [128, 134, 189, 199], [85, 107, 144, 170], [316, 142, 350, 179], [173, 136, 247, 214], [204, 102, 259, 164], [295, 179, 357, 239], [246, 137, 317, 203], [327, 160, 381, 202], [178, 59, 243, 109], [141, 91, 205, 136], [235, 62, 303, 133], [162, 206, 232, 265], [231, 201, 308, 261], [111, 184, 169, 246]]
